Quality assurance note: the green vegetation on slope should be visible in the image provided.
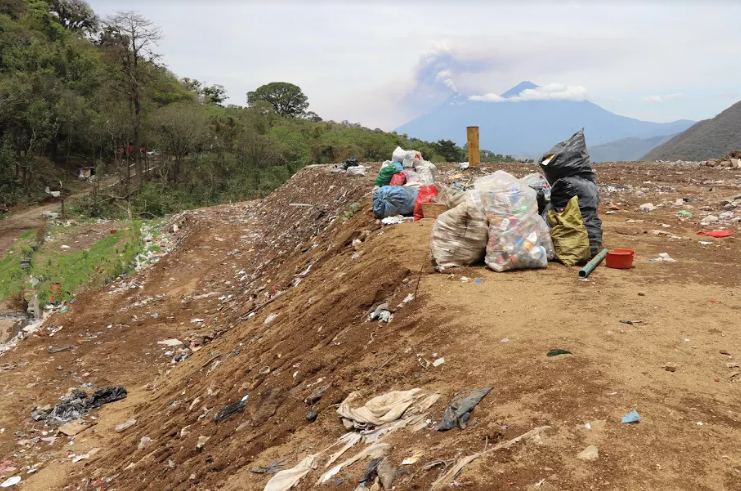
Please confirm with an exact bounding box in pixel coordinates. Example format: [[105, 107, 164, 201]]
[[0, 222, 145, 307], [0, 0, 521, 219]]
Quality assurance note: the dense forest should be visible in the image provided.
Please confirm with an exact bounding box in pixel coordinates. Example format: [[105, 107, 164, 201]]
[[0, 0, 518, 218]]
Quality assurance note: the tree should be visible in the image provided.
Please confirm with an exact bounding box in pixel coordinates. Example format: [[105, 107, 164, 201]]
[[303, 111, 322, 122], [433, 139, 464, 162], [101, 11, 162, 193], [247, 82, 308, 118], [48, 0, 98, 32], [151, 102, 208, 184]]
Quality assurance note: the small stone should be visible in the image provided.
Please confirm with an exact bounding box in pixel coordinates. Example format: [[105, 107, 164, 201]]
[[138, 436, 152, 450], [196, 435, 210, 450], [727, 363, 739, 369], [115, 418, 137, 433], [663, 363, 677, 372], [577, 445, 599, 461], [306, 411, 318, 423], [638, 291, 646, 297]]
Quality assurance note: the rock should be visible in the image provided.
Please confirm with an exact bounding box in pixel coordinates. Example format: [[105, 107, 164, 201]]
[[727, 362, 739, 369], [377, 458, 396, 489], [138, 436, 152, 450], [663, 363, 677, 372], [639, 203, 656, 212], [721, 160, 732, 167], [577, 445, 599, 461], [196, 435, 210, 450], [638, 291, 646, 297], [306, 411, 318, 423]]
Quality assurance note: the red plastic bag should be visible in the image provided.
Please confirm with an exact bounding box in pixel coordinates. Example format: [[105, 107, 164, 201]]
[[697, 230, 733, 238], [389, 172, 406, 186], [414, 185, 439, 220]]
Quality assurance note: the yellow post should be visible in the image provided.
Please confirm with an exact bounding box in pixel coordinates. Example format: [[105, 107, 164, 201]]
[[467, 126, 480, 167]]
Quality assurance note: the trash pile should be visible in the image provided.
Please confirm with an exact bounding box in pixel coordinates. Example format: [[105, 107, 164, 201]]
[[263, 386, 501, 490], [428, 130, 602, 272], [373, 147, 441, 221], [31, 386, 127, 427]]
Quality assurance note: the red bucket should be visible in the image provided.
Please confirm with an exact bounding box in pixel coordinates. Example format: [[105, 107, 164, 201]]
[[606, 249, 635, 269]]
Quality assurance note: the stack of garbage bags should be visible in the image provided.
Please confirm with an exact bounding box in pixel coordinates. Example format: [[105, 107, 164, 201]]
[[373, 147, 439, 218], [540, 129, 603, 259], [430, 171, 554, 272], [480, 171, 554, 272]]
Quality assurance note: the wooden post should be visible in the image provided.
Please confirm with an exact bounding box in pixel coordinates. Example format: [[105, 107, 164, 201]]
[[467, 126, 480, 167]]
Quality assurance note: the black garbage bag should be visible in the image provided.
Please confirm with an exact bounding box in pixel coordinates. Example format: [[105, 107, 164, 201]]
[[87, 386, 127, 409], [438, 387, 493, 431], [540, 129, 594, 183], [214, 395, 249, 423], [46, 398, 88, 426], [339, 157, 359, 171], [549, 177, 603, 258]]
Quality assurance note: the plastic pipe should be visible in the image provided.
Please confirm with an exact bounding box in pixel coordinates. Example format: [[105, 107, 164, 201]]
[[578, 248, 608, 278]]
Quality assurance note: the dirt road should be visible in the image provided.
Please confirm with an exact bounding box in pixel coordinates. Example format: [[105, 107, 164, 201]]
[[1, 162, 741, 490]]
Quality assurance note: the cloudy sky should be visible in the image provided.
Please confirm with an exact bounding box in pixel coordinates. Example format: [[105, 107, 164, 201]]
[[88, 0, 741, 131]]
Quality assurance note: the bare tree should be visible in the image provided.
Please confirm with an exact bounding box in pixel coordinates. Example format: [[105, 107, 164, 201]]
[[101, 11, 162, 192]]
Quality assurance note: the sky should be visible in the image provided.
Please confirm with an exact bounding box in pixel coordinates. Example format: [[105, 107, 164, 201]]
[[88, 0, 741, 131]]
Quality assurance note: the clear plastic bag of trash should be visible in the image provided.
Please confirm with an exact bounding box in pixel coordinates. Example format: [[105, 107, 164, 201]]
[[520, 173, 551, 200], [482, 172, 554, 272], [392, 146, 422, 168], [430, 202, 488, 269]]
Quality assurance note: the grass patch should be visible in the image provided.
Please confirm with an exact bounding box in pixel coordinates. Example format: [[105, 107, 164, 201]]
[[342, 201, 362, 222], [0, 222, 147, 306]]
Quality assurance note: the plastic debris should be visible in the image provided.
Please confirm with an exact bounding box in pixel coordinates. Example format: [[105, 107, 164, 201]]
[[649, 253, 675, 262], [157, 339, 183, 347], [0, 476, 21, 487], [213, 394, 249, 423], [438, 387, 492, 431], [402, 450, 423, 465], [115, 418, 137, 433], [547, 349, 572, 357], [249, 458, 286, 474], [432, 357, 445, 367], [264, 313, 278, 325], [697, 230, 732, 238], [621, 410, 640, 424]]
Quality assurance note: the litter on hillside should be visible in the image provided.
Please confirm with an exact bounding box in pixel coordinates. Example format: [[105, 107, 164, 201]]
[[438, 387, 492, 431]]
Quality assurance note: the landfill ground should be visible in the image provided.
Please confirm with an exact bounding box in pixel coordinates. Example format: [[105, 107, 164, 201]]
[[2, 161, 741, 490]]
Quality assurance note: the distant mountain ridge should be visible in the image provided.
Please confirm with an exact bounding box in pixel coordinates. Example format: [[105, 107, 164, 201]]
[[643, 100, 741, 161], [589, 135, 675, 163], [395, 82, 695, 157]]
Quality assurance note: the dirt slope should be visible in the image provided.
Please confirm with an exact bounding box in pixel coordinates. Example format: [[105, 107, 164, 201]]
[[2, 163, 741, 490]]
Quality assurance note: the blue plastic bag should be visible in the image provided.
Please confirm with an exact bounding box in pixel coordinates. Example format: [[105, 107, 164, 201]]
[[373, 186, 419, 218]]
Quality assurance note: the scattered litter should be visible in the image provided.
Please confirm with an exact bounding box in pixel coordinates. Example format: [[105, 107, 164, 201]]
[[115, 418, 137, 433], [259, 366, 271, 376], [214, 395, 249, 423], [438, 387, 492, 431], [72, 448, 100, 463], [547, 349, 572, 357], [380, 216, 406, 226], [500, 338, 509, 343], [699, 241, 713, 245], [432, 358, 445, 367], [0, 476, 21, 487], [47, 346, 72, 354], [264, 313, 278, 325], [460, 277, 470, 283], [662, 363, 677, 372], [304, 384, 331, 405], [57, 419, 95, 436], [318, 443, 388, 485], [431, 426, 550, 489], [727, 362, 739, 369], [249, 458, 286, 474], [639, 203, 656, 212], [697, 230, 733, 238], [676, 210, 693, 218], [368, 303, 392, 323], [157, 339, 183, 347], [265, 455, 319, 491], [621, 410, 640, 424], [649, 253, 675, 262], [402, 450, 423, 465]]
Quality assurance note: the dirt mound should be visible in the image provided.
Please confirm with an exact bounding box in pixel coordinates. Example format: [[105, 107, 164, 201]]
[[3, 163, 741, 490]]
